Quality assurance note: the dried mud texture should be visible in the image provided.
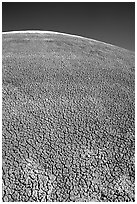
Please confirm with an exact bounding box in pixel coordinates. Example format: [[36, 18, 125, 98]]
[[2, 32, 135, 202]]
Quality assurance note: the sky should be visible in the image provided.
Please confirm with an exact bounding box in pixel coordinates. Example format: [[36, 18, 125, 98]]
[[2, 2, 135, 51]]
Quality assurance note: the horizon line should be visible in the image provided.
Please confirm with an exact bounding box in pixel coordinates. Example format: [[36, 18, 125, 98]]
[[2, 30, 131, 51]]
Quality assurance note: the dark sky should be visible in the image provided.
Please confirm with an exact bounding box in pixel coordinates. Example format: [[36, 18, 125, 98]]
[[2, 2, 135, 51]]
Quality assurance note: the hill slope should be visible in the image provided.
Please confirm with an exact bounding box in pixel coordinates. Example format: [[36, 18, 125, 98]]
[[2, 31, 135, 202]]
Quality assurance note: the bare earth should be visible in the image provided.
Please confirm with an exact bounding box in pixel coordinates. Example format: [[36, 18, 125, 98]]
[[2, 31, 135, 202]]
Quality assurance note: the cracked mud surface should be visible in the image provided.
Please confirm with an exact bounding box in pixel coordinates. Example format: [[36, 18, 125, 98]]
[[2, 32, 135, 202]]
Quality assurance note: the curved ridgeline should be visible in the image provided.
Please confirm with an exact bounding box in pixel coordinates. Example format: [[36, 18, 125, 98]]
[[2, 31, 135, 202]]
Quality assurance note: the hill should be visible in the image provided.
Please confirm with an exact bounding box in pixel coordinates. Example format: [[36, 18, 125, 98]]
[[2, 31, 135, 202]]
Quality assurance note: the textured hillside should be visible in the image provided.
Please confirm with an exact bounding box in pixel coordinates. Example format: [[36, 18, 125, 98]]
[[2, 31, 135, 202]]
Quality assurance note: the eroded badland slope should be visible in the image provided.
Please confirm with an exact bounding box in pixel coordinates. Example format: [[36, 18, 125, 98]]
[[2, 32, 135, 202]]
